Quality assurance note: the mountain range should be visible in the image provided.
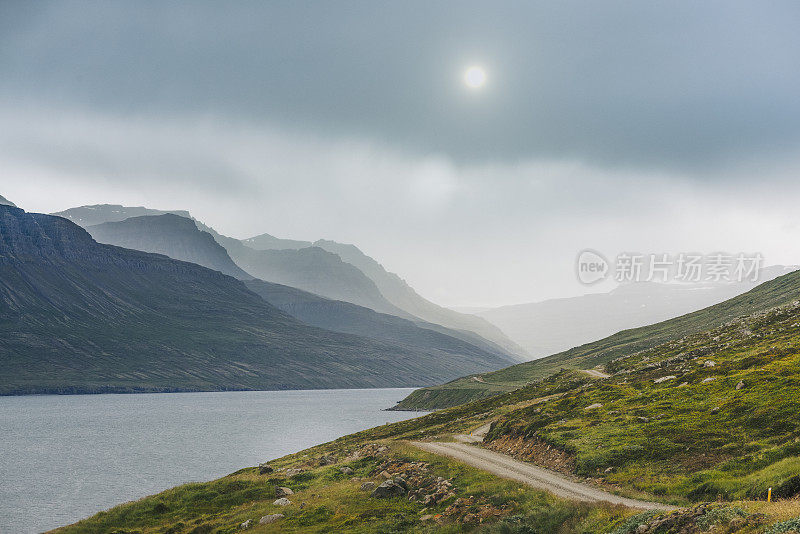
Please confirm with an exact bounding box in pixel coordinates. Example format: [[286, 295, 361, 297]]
[[81, 211, 515, 365], [0, 204, 515, 394], [54, 203, 525, 359]]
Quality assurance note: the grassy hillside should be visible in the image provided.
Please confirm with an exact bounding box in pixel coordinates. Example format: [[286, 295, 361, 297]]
[[53, 298, 800, 532], [394, 270, 800, 410]]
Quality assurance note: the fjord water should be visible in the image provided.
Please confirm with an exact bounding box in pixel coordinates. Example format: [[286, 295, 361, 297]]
[[0, 388, 424, 533]]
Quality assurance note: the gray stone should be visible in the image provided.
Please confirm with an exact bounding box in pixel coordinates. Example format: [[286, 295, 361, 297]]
[[273, 497, 292, 506], [258, 463, 273, 475], [259, 514, 284, 524], [736, 380, 745, 390], [340, 466, 354, 475], [360, 481, 376, 491], [275, 487, 294, 497], [371, 479, 408, 498], [240, 519, 252, 529]]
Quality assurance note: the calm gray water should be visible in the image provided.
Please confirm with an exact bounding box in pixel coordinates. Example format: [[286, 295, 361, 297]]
[[0, 388, 424, 533]]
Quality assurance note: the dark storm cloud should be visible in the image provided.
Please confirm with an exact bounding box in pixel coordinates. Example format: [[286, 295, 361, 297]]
[[2, 0, 799, 170]]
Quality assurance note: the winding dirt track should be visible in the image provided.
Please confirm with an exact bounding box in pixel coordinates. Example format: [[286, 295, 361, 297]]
[[411, 439, 676, 511]]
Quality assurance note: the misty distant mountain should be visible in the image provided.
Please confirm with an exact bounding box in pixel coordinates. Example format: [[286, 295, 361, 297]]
[[478, 271, 798, 359], [225, 243, 408, 316], [81, 211, 512, 365], [244, 279, 517, 367], [87, 214, 252, 280], [242, 232, 311, 250], [0, 204, 516, 394], [311, 239, 528, 360], [53, 204, 192, 227], [54, 204, 523, 359], [0, 195, 15, 207]]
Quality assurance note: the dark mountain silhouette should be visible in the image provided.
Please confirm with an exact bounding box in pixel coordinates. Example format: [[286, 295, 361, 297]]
[[0, 205, 514, 395], [87, 214, 252, 280]]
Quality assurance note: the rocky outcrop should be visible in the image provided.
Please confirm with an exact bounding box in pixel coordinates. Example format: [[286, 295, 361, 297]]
[[371, 479, 407, 498]]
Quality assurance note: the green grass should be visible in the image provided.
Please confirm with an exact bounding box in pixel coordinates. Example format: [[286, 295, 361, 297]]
[[52, 443, 634, 534]]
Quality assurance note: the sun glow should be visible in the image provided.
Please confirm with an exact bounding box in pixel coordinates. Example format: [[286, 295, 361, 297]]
[[464, 66, 487, 89]]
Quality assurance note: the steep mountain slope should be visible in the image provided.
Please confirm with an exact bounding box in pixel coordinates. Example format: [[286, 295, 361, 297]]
[[244, 279, 517, 366], [479, 274, 795, 358], [395, 268, 800, 409], [87, 214, 252, 280], [52, 204, 191, 227], [0, 194, 15, 207], [226, 242, 408, 316], [311, 239, 527, 360], [0, 205, 514, 395]]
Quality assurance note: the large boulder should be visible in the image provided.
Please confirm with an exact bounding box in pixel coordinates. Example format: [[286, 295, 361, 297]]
[[371, 479, 408, 498], [275, 487, 294, 497], [258, 463, 273, 475], [259, 514, 284, 524], [273, 497, 292, 506]]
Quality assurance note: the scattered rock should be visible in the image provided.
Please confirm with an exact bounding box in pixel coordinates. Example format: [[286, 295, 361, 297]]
[[283, 468, 302, 476], [340, 466, 354, 475], [240, 519, 252, 530], [371, 479, 408, 498], [379, 470, 392, 479], [259, 514, 284, 524], [637, 416, 650, 423], [275, 487, 294, 497], [654, 375, 676, 384], [702, 377, 716, 384], [604, 467, 614, 473], [420, 514, 434, 521], [584, 403, 603, 410], [258, 463, 273, 475], [318, 455, 336, 466], [273, 497, 292, 506], [360, 481, 376, 491], [704, 360, 716, 367], [711, 406, 720, 413], [736, 380, 745, 390]]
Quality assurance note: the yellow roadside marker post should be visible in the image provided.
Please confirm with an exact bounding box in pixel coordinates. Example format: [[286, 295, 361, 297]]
[[768, 487, 772, 502]]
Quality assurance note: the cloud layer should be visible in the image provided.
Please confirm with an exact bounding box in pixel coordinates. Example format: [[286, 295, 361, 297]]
[[2, 2, 800, 306]]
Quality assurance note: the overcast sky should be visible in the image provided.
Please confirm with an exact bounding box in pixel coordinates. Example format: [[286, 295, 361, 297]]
[[2, 1, 800, 307]]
